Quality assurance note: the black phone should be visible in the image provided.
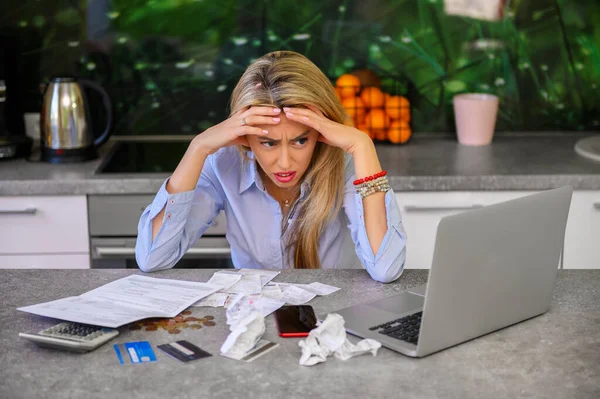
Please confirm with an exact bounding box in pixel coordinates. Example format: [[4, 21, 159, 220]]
[[274, 305, 317, 337]]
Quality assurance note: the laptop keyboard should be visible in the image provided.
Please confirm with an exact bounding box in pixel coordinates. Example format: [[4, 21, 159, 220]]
[[369, 311, 422, 345]]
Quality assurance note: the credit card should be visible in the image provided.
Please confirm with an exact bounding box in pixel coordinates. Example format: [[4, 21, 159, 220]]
[[157, 340, 212, 363], [114, 341, 156, 365]]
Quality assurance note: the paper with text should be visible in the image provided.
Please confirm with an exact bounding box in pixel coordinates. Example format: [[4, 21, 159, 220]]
[[17, 275, 221, 328]]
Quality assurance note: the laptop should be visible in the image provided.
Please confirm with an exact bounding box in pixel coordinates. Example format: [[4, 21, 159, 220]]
[[334, 186, 573, 358]]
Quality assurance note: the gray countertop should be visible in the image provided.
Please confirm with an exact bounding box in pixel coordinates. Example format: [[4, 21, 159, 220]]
[[1, 132, 600, 196], [1, 269, 599, 399]]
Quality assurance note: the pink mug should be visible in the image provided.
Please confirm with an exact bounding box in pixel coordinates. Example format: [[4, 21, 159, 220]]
[[453, 93, 499, 146]]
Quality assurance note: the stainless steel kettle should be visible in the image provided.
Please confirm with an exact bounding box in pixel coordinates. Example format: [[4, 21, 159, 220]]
[[40, 77, 113, 163]]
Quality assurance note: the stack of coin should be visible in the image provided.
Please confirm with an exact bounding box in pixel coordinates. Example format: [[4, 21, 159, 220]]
[[129, 309, 216, 334]]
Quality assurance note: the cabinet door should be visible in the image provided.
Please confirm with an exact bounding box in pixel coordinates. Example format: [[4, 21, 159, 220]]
[[563, 191, 600, 269], [396, 191, 536, 269], [0, 254, 90, 269], [0, 196, 89, 255]]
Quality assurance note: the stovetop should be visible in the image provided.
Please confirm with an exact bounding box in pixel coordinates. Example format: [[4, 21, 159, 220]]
[[97, 141, 190, 173]]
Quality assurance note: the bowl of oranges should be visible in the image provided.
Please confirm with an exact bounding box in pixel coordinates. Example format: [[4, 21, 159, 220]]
[[334, 72, 412, 145]]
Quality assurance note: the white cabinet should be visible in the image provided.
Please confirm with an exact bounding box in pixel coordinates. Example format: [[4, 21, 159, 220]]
[[563, 191, 600, 269], [396, 191, 536, 269], [0, 196, 90, 269]]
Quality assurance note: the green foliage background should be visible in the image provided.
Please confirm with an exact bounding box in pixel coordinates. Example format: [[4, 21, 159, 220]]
[[2, 0, 599, 134]]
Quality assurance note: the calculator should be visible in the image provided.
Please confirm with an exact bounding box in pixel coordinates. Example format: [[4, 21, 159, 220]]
[[19, 322, 119, 353]]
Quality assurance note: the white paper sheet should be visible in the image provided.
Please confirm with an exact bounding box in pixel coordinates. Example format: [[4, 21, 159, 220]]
[[262, 284, 283, 300], [191, 292, 229, 307], [303, 282, 341, 296], [17, 275, 221, 328], [253, 296, 286, 317], [238, 269, 280, 286], [207, 271, 242, 290], [226, 274, 262, 295], [280, 285, 317, 305]]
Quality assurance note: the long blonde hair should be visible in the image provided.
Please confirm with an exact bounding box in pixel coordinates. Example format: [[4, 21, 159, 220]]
[[229, 50, 347, 269]]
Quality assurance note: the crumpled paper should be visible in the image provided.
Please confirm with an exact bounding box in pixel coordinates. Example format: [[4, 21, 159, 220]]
[[220, 310, 265, 360], [220, 294, 266, 360], [298, 313, 381, 366]]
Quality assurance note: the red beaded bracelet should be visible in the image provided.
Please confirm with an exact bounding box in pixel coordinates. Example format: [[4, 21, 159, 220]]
[[353, 170, 387, 186]]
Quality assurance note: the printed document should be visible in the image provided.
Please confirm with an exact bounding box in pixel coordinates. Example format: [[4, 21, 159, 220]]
[[17, 275, 221, 328]]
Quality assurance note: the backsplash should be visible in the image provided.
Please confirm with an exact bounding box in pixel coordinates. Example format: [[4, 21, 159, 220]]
[[1, 0, 599, 134]]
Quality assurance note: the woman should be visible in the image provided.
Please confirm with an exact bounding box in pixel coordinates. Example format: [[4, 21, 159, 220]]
[[136, 50, 406, 283]]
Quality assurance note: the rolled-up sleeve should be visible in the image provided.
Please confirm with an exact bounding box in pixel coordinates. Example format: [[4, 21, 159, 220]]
[[135, 154, 224, 272], [343, 162, 407, 283]]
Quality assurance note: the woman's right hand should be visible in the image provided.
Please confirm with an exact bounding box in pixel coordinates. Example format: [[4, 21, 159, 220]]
[[192, 106, 282, 157]]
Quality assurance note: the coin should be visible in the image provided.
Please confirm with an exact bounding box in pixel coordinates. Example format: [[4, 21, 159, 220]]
[[190, 324, 202, 330], [167, 320, 176, 326], [204, 316, 214, 320], [182, 310, 192, 315], [168, 328, 181, 334], [146, 326, 158, 331], [174, 315, 185, 322], [203, 321, 216, 327], [184, 317, 197, 322], [175, 322, 188, 328]]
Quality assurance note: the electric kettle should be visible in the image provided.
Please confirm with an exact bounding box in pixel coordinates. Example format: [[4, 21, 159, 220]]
[[40, 77, 113, 163]]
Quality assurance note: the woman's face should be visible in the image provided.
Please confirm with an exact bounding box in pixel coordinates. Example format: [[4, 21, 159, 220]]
[[247, 111, 319, 190]]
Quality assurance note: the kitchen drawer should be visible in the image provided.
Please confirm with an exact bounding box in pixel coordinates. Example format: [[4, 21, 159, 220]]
[[0, 196, 89, 255], [88, 194, 227, 236], [396, 191, 537, 269], [0, 254, 90, 269]]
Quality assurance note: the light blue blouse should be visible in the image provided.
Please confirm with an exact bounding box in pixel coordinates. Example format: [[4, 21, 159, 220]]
[[135, 146, 407, 283]]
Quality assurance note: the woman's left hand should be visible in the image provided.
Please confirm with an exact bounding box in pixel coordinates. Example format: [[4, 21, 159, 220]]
[[283, 105, 372, 155]]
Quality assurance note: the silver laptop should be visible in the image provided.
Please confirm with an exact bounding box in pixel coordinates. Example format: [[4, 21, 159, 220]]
[[335, 186, 573, 358]]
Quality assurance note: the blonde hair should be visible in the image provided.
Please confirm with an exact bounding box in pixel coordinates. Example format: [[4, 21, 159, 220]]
[[229, 50, 347, 269]]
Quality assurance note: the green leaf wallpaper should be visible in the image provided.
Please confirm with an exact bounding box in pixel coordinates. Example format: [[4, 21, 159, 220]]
[[1, 0, 599, 134]]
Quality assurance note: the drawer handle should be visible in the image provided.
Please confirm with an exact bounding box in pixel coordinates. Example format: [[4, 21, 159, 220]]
[[404, 205, 483, 212], [95, 247, 231, 256], [594, 203, 600, 210], [0, 207, 37, 215]]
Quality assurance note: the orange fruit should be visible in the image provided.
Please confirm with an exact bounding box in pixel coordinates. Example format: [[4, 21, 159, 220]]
[[342, 96, 366, 125], [387, 120, 412, 144], [360, 86, 385, 108], [364, 109, 390, 141], [385, 95, 410, 122], [335, 74, 361, 98]]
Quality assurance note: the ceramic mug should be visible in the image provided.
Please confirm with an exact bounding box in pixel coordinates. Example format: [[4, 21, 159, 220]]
[[453, 93, 499, 146]]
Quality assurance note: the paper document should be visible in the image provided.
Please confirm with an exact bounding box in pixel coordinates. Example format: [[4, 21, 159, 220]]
[[207, 271, 242, 290], [192, 292, 229, 307], [17, 275, 221, 328], [238, 269, 280, 286], [302, 282, 340, 296], [281, 285, 316, 305], [226, 274, 262, 295]]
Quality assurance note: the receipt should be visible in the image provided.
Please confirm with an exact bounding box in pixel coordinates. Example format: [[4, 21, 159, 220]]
[[281, 285, 316, 305], [226, 274, 262, 295], [262, 284, 283, 300], [207, 271, 242, 291], [302, 282, 340, 296], [238, 269, 280, 286], [192, 292, 228, 307]]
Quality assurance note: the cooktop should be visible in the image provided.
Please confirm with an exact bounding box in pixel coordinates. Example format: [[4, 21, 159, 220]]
[[97, 141, 190, 174]]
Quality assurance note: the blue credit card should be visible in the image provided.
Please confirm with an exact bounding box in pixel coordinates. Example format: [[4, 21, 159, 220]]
[[114, 341, 156, 365]]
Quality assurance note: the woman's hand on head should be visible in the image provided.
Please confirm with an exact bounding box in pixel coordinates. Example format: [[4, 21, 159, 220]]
[[282, 105, 372, 155], [191, 106, 282, 157]]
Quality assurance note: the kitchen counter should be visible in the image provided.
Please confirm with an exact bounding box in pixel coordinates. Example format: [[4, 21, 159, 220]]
[[1, 133, 600, 195], [1, 269, 599, 399]]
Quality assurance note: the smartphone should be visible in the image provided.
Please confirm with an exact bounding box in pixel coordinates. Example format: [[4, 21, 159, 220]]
[[274, 305, 317, 338]]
